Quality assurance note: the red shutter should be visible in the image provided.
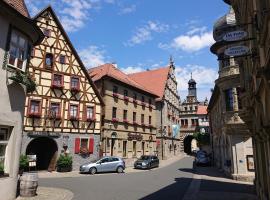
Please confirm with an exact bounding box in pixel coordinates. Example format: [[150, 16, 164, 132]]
[[75, 138, 80, 154], [89, 138, 94, 154]]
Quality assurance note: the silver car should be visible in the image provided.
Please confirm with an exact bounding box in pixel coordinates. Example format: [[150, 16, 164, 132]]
[[80, 156, 125, 175]]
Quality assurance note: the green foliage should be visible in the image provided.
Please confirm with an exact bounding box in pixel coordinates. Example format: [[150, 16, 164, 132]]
[[57, 154, 73, 168], [193, 132, 210, 146], [9, 70, 37, 93], [19, 155, 29, 169], [0, 163, 4, 172]]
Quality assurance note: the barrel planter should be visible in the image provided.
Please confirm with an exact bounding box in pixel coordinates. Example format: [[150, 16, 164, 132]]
[[20, 172, 38, 197]]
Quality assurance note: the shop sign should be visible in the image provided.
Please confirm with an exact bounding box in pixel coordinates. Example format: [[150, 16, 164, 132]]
[[27, 131, 60, 138], [223, 30, 247, 42], [128, 133, 142, 141], [224, 45, 249, 56]]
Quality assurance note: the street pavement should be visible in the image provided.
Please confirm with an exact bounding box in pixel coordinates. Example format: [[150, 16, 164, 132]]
[[18, 156, 258, 200], [39, 156, 193, 200]]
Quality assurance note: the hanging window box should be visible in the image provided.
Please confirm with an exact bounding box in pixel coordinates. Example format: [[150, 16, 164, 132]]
[[149, 124, 153, 128], [123, 119, 129, 123], [141, 102, 146, 107], [112, 118, 119, 122], [113, 93, 119, 98], [87, 118, 96, 122], [141, 123, 145, 127], [124, 96, 129, 101], [133, 99, 137, 104], [70, 116, 79, 121], [133, 121, 138, 125]]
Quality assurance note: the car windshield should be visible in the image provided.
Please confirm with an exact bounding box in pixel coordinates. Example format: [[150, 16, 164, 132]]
[[140, 156, 150, 160]]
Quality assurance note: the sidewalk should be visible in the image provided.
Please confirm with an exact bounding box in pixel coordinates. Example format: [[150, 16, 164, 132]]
[[182, 165, 258, 200], [16, 187, 73, 200], [38, 153, 186, 179]]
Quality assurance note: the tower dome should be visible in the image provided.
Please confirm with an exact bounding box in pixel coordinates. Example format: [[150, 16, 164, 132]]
[[213, 6, 236, 41]]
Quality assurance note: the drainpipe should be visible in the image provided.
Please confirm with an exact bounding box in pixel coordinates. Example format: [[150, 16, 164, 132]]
[[161, 101, 164, 160]]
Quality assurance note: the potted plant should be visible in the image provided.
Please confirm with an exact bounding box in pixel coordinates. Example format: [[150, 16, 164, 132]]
[[19, 155, 29, 175], [56, 154, 72, 172], [0, 163, 4, 176]]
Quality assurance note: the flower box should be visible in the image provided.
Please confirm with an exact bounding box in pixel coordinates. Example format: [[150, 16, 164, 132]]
[[51, 84, 64, 89], [149, 124, 153, 128], [70, 87, 80, 93], [112, 118, 119, 122], [133, 121, 138, 125], [87, 118, 96, 122], [124, 96, 129, 101], [123, 119, 129, 123], [141, 123, 145, 126], [70, 116, 79, 121], [28, 112, 41, 118], [113, 93, 119, 98], [133, 99, 137, 104], [141, 102, 146, 106]]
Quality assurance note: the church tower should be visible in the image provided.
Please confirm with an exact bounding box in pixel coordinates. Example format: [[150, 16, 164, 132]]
[[187, 73, 197, 103]]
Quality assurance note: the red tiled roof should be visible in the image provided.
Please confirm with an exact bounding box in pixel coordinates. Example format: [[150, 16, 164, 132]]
[[3, 0, 30, 17], [88, 64, 158, 97], [197, 105, 207, 115], [128, 66, 170, 99]]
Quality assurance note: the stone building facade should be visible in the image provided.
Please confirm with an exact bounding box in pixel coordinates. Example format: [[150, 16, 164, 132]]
[[89, 64, 158, 165], [21, 6, 103, 171], [209, 7, 254, 182], [0, 0, 43, 199], [129, 59, 181, 160], [222, 0, 270, 199]]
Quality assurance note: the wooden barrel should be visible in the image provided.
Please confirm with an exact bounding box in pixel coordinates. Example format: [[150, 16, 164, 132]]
[[20, 172, 38, 197]]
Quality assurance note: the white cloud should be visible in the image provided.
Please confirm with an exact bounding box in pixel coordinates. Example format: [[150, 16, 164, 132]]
[[121, 66, 145, 74], [79, 45, 107, 68], [126, 21, 169, 46], [118, 4, 136, 15], [159, 26, 214, 53], [175, 64, 218, 101], [26, 0, 120, 32]]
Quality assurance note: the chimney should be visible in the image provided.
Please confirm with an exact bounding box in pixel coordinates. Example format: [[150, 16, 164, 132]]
[[112, 62, 118, 68]]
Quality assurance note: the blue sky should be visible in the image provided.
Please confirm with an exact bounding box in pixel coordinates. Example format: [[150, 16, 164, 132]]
[[26, 0, 229, 101]]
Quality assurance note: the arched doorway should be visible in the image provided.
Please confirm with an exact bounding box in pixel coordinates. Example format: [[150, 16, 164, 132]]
[[111, 132, 117, 156], [183, 135, 195, 154], [26, 137, 58, 170]]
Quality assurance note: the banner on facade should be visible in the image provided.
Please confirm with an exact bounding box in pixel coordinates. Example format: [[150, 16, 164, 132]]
[[172, 124, 180, 138]]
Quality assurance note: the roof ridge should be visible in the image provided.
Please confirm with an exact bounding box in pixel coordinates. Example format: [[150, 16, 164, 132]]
[[128, 65, 169, 75]]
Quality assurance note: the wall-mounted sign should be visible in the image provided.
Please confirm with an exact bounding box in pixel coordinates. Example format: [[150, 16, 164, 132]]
[[27, 131, 60, 138], [224, 45, 249, 56], [128, 133, 142, 141], [223, 30, 247, 42]]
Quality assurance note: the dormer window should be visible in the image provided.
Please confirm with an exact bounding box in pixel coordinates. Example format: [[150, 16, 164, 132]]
[[43, 28, 51, 37], [70, 77, 80, 92], [59, 54, 66, 64], [45, 53, 53, 69], [8, 30, 29, 71], [52, 74, 64, 89]]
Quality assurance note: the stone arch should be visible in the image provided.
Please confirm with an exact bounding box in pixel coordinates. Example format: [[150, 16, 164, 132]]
[[26, 137, 58, 171]]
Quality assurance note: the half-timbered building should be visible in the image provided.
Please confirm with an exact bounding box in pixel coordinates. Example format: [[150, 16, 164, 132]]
[[21, 6, 104, 171]]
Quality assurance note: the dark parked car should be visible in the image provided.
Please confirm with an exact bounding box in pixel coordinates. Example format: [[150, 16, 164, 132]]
[[134, 155, 159, 169], [195, 153, 210, 166]]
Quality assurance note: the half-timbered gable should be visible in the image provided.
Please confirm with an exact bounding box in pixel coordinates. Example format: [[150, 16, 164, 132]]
[[21, 6, 104, 171]]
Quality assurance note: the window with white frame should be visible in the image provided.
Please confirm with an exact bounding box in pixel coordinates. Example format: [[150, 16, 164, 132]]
[[70, 105, 78, 118], [86, 106, 94, 119], [8, 30, 29, 71], [0, 127, 11, 169]]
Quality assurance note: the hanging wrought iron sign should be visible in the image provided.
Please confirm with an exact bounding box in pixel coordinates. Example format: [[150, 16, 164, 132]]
[[224, 45, 250, 56], [223, 30, 247, 42]]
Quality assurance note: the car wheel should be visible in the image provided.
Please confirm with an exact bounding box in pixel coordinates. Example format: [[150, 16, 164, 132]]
[[117, 166, 124, 173], [89, 167, 97, 175]]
